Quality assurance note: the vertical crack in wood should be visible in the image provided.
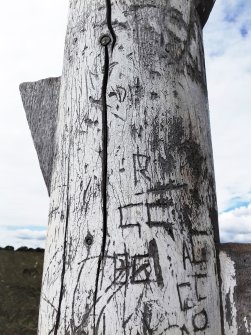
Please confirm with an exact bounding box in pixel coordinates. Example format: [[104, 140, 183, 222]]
[[101, 43, 110, 260], [53, 154, 71, 335], [93, 1, 116, 333], [211, 203, 225, 335], [93, 255, 102, 335], [215, 242, 226, 335], [106, 0, 117, 52]]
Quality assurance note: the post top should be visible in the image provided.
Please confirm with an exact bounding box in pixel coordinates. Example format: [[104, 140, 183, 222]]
[[195, 0, 216, 27]]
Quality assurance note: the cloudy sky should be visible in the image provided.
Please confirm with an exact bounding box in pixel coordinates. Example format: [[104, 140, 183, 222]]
[[0, 0, 250, 248]]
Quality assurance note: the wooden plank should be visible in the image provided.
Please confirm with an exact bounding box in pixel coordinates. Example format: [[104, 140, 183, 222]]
[[20, 77, 61, 195], [220, 244, 251, 335]]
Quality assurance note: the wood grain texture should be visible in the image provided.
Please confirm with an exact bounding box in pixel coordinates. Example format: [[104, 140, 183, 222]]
[[194, 0, 215, 27], [220, 244, 251, 335], [20, 77, 61, 195], [36, 1, 222, 334]]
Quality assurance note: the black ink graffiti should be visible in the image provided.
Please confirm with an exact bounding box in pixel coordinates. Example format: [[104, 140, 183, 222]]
[[128, 77, 144, 107], [131, 254, 152, 284], [114, 253, 130, 285], [183, 237, 208, 270], [119, 201, 175, 240], [194, 273, 207, 302], [148, 239, 164, 288], [109, 85, 127, 103], [133, 152, 151, 186], [180, 324, 190, 335], [119, 203, 143, 237], [192, 240, 207, 265], [146, 200, 174, 240], [183, 241, 193, 270], [192, 309, 208, 332], [147, 182, 187, 194], [177, 282, 194, 311], [131, 247, 163, 285], [112, 240, 163, 287]]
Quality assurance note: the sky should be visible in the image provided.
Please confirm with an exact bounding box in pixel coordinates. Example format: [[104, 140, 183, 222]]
[[0, 0, 250, 248]]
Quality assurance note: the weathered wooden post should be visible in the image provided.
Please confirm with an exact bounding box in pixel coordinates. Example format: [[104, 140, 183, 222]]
[[21, 0, 225, 334]]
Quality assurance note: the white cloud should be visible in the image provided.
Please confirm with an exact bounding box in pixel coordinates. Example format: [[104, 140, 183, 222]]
[[0, 227, 46, 249], [204, 0, 251, 211], [219, 204, 251, 243], [0, 0, 68, 234]]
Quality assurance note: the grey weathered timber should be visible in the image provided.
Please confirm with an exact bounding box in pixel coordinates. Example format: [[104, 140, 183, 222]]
[[220, 244, 251, 335], [20, 77, 61, 194], [194, 0, 215, 27], [21, 1, 227, 334]]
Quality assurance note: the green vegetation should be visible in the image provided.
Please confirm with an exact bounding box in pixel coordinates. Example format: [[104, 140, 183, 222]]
[[0, 250, 44, 335]]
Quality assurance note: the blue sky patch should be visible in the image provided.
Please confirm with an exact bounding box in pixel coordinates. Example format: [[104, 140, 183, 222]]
[[240, 25, 249, 37], [17, 235, 46, 241], [224, 2, 245, 23], [5, 225, 46, 231], [222, 199, 251, 213]]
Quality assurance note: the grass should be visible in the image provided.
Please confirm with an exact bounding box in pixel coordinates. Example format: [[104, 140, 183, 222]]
[[0, 250, 44, 335]]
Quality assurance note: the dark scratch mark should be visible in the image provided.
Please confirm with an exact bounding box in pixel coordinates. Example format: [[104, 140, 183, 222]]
[[111, 112, 126, 121], [177, 282, 193, 311], [194, 273, 207, 301], [180, 324, 190, 334], [142, 303, 154, 335], [48, 206, 59, 218], [123, 313, 133, 328], [147, 182, 187, 194], [192, 309, 208, 331], [54, 153, 71, 335], [81, 178, 92, 214], [95, 277, 127, 334], [103, 314, 106, 335], [149, 239, 164, 288]]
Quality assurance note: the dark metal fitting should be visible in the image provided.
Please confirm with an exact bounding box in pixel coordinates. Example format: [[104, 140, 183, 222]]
[[85, 234, 93, 246], [100, 34, 112, 46]]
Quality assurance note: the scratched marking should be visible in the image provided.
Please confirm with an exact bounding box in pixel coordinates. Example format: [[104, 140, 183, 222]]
[[118, 200, 174, 240], [193, 309, 208, 331], [131, 254, 153, 284], [183, 236, 208, 270], [133, 152, 151, 186], [146, 200, 175, 240], [111, 239, 163, 287], [119, 203, 144, 237], [177, 282, 194, 311], [114, 253, 130, 285], [195, 274, 207, 302], [180, 324, 190, 334], [109, 85, 127, 103]]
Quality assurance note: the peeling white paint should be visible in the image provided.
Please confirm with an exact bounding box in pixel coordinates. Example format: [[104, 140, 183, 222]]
[[220, 251, 238, 335], [244, 316, 251, 334]]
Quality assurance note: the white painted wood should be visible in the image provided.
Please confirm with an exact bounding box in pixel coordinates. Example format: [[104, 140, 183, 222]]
[[31, 1, 223, 334], [220, 251, 238, 335], [38, 2, 106, 333], [220, 244, 251, 335]]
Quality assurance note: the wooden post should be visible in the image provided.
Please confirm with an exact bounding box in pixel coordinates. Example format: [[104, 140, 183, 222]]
[[21, 1, 224, 334], [220, 244, 251, 335]]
